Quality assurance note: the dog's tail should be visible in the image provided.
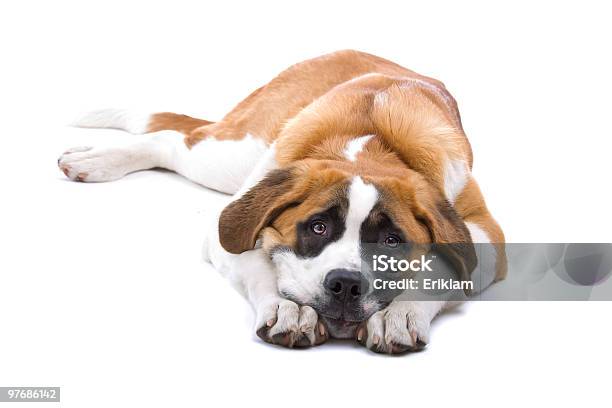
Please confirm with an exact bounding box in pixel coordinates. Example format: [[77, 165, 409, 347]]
[[72, 109, 213, 135]]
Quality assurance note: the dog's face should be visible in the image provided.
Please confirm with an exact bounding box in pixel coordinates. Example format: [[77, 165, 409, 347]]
[[219, 159, 474, 337]]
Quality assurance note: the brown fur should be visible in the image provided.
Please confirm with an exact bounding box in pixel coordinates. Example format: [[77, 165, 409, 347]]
[[219, 168, 298, 254], [147, 112, 212, 134], [183, 50, 456, 147], [454, 179, 507, 280], [143, 50, 505, 280]]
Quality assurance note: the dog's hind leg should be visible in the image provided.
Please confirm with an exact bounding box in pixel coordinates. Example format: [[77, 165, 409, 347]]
[[59, 109, 269, 194]]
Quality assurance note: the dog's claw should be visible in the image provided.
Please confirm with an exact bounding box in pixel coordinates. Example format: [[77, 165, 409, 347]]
[[356, 326, 365, 342], [318, 321, 326, 337]]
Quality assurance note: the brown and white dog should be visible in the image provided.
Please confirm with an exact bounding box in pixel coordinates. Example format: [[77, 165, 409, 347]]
[[58, 50, 506, 353]]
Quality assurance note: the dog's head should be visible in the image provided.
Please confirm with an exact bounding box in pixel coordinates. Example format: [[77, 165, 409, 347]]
[[218, 158, 475, 337]]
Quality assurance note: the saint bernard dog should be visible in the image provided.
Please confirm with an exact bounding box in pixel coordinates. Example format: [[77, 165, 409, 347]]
[[58, 50, 506, 354]]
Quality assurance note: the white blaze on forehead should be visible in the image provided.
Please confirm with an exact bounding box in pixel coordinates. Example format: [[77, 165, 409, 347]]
[[344, 135, 374, 162], [271, 177, 379, 304], [345, 176, 378, 236], [443, 159, 469, 204], [323, 176, 379, 269]]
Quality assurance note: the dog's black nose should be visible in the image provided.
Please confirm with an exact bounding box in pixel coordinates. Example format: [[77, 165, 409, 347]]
[[324, 269, 366, 300]]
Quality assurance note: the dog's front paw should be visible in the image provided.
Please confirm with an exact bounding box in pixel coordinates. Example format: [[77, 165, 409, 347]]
[[255, 299, 329, 348], [356, 301, 430, 354]]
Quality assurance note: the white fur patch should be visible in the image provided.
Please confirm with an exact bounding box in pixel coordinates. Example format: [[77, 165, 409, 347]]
[[234, 141, 278, 198], [373, 91, 388, 107], [72, 109, 151, 134], [466, 222, 490, 244], [343, 135, 374, 161], [466, 222, 496, 293], [167, 132, 268, 194], [443, 159, 469, 204], [339, 177, 379, 252], [272, 177, 378, 305]]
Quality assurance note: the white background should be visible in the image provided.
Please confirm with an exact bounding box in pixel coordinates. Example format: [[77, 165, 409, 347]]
[[1, 1, 611, 407]]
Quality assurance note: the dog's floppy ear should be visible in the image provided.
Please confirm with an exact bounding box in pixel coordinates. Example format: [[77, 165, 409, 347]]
[[219, 168, 304, 254], [415, 198, 477, 295]]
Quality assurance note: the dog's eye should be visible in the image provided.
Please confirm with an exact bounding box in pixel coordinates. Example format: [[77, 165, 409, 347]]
[[384, 234, 401, 248], [310, 221, 327, 235]]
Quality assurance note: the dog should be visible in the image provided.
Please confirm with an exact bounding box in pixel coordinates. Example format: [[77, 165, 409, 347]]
[[58, 50, 506, 354]]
